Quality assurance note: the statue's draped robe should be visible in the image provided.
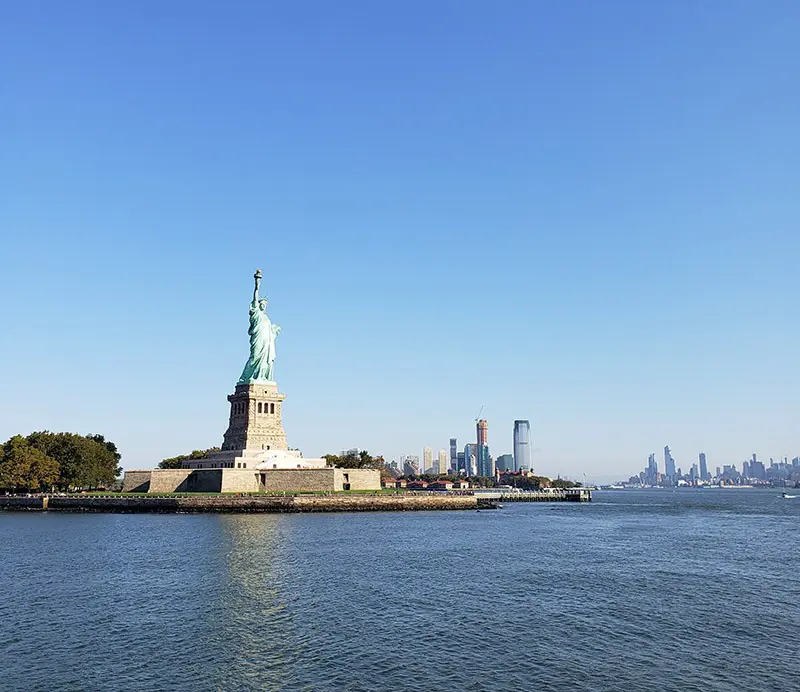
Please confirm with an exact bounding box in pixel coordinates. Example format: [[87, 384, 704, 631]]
[[238, 302, 277, 383]]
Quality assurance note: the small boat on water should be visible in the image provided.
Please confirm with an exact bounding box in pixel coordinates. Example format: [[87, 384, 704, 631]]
[[781, 493, 797, 499]]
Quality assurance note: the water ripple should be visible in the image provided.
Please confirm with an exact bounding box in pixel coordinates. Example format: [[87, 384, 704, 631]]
[[0, 491, 798, 691]]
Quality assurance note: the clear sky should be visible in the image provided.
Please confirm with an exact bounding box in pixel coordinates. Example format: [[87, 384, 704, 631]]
[[2, 1, 798, 482]]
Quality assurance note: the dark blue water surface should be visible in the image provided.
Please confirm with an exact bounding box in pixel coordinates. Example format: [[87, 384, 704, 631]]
[[1, 489, 798, 691]]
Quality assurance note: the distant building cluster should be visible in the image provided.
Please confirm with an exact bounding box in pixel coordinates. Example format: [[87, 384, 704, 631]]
[[389, 418, 533, 479], [623, 448, 800, 488]]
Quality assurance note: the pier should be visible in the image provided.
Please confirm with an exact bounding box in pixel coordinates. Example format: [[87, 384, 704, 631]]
[[473, 488, 592, 502]]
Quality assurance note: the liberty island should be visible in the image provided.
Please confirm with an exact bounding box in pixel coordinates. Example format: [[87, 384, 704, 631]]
[[2, 267, 587, 509], [122, 270, 381, 493], [3, 267, 587, 509]]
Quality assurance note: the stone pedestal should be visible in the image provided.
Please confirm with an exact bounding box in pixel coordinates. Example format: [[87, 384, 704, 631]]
[[182, 380, 327, 471], [221, 381, 287, 452]]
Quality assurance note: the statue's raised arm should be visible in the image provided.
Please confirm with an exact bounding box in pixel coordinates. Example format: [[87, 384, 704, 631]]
[[252, 269, 262, 308]]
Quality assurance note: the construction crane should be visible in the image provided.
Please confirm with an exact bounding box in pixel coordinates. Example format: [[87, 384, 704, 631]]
[[474, 405, 484, 422]]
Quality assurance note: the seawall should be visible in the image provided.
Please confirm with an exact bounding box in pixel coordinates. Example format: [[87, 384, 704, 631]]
[[0, 494, 489, 514]]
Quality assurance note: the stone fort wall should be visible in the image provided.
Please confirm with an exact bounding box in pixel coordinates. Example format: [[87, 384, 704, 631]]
[[259, 468, 336, 492], [122, 467, 381, 493], [123, 469, 223, 493], [122, 470, 152, 493], [219, 469, 260, 493], [334, 468, 382, 490]]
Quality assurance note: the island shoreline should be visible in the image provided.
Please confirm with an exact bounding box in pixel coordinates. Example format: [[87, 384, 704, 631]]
[[0, 494, 496, 513]]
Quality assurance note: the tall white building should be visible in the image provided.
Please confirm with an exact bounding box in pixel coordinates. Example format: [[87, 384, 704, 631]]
[[436, 449, 448, 475], [423, 446, 433, 474], [513, 420, 531, 472]]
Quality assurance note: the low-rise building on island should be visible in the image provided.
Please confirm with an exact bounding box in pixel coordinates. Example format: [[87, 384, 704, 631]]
[[123, 269, 380, 494]]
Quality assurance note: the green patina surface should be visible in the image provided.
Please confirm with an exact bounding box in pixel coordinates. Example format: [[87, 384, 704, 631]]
[[238, 269, 281, 384]]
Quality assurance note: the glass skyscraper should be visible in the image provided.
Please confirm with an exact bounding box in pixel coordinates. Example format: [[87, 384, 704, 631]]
[[476, 445, 492, 477], [496, 454, 514, 472], [513, 420, 531, 472], [664, 446, 676, 479], [699, 452, 708, 481]]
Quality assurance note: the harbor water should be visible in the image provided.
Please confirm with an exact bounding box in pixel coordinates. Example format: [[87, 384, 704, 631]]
[[1, 489, 797, 691]]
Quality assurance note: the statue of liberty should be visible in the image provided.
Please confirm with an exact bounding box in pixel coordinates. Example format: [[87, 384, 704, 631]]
[[238, 269, 281, 383]]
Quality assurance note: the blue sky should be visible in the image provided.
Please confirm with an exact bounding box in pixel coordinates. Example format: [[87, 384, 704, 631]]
[[2, 1, 798, 481]]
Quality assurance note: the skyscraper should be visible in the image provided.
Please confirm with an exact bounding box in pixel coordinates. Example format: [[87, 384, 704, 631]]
[[464, 443, 476, 476], [402, 455, 420, 476], [477, 419, 488, 446], [699, 452, 708, 481], [457, 452, 465, 474], [476, 419, 492, 476], [496, 454, 514, 472], [513, 420, 531, 472], [437, 449, 448, 475], [664, 446, 676, 479], [423, 447, 433, 474], [477, 446, 493, 477], [645, 454, 658, 485], [449, 438, 458, 473]]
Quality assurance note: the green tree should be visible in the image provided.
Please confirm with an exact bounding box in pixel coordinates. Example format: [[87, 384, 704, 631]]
[[27, 432, 121, 489], [468, 475, 496, 488], [551, 478, 580, 488], [158, 447, 220, 469], [86, 434, 121, 465], [0, 436, 59, 491], [500, 473, 552, 490], [324, 450, 392, 479]]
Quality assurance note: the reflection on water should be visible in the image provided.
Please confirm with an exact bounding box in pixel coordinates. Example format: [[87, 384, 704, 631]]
[[211, 516, 298, 690], [0, 491, 798, 691]]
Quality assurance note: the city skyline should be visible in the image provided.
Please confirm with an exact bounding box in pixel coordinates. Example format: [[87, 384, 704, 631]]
[[301, 419, 800, 482], [402, 417, 527, 478], [624, 448, 800, 487], [396, 428, 799, 484]]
